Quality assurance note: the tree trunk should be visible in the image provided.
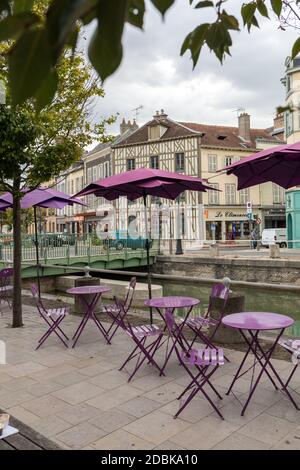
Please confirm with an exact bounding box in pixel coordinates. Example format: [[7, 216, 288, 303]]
[[12, 186, 23, 328]]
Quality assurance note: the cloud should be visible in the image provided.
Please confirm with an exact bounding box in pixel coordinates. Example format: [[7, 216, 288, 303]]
[[84, 1, 299, 138]]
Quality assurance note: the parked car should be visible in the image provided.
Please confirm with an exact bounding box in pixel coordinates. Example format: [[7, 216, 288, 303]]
[[261, 228, 287, 248], [104, 230, 152, 251]]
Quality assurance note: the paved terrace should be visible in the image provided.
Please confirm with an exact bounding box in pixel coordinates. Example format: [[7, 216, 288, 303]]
[[1, 305, 300, 450]]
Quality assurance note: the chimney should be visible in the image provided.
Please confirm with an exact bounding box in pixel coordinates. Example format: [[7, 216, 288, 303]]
[[238, 112, 251, 141], [120, 118, 139, 135], [153, 109, 168, 121]]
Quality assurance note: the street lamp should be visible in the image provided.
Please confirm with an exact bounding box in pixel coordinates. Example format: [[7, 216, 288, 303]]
[[175, 196, 183, 255]]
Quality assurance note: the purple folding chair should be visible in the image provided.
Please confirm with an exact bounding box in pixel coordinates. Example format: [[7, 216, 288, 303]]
[[278, 338, 300, 389], [102, 277, 136, 342], [31, 284, 69, 350], [175, 347, 225, 420], [185, 283, 230, 353], [115, 298, 165, 382], [0, 268, 13, 314]]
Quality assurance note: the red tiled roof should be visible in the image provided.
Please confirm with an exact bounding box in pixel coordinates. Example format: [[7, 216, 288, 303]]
[[113, 118, 282, 150], [180, 122, 282, 149]]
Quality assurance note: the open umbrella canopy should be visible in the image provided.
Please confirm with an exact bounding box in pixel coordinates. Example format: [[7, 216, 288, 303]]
[[0, 187, 85, 209], [222, 141, 300, 190], [74, 167, 215, 201]]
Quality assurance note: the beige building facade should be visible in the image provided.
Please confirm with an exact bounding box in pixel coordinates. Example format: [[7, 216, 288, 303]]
[[113, 110, 284, 242], [282, 56, 300, 144]]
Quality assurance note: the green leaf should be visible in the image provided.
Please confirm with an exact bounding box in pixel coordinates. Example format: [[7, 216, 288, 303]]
[[0, 12, 39, 41], [88, 0, 127, 82], [8, 28, 52, 105], [13, 0, 34, 14], [220, 11, 239, 31], [46, 0, 95, 61], [206, 22, 232, 62], [195, 1, 214, 8], [35, 69, 58, 112], [256, 0, 269, 18], [180, 23, 210, 67], [151, 0, 175, 17], [241, 2, 257, 27], [271, 0, 282, 17], [292, 37, 300, 59], [127, 0, 145, 29]]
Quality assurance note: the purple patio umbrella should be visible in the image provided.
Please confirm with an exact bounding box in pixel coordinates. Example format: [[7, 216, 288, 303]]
[[74, 167, 216, 322], [222, 141, 300, 190], [0, 187, 85, 296]]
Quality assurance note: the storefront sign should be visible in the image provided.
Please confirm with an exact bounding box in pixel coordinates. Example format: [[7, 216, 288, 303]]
[[215, 211, 249, 219]]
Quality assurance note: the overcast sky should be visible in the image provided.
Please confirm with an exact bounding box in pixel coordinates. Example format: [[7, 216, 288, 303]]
[[84, 1, 299, 139]]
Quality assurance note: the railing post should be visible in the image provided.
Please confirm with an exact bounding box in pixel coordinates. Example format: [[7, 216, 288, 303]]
[[66, 244, 70, 265], [87, 236, 91, 264]]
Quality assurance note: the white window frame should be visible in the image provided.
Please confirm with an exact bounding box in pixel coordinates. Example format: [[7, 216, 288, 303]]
[[224, 156, 234, 167], [208, 183, 219, 205], [225, 183, 236, 205], [273, 183, 285, 204], [239, 187, 250, 205], [127, 158, 135, 171], [175, 153, 185, 172], [208, 154, 217, 173]]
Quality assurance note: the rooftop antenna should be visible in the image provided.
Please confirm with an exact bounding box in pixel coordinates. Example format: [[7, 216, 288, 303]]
[[131, 105, 143, 120], [233, 107, 245, 117]]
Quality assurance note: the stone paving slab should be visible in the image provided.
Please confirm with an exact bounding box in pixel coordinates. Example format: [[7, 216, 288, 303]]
[[1, 303, 300, 450]]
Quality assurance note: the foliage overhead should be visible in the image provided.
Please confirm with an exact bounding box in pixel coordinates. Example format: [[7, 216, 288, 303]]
[[0, 0, 299, 108]]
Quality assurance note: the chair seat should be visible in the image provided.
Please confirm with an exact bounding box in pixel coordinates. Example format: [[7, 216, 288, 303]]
[[126, 324, 162, 338], [181, 348, 224, 367], [185, 316, 216, 328], [0, 285, 13, 292], [101, 304, 119, 314], [46, 307, 69, 318], [279, 338, 300, 353]]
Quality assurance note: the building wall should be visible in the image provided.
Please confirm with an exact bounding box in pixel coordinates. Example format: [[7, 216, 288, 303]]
[[56, 163, 85, 233]]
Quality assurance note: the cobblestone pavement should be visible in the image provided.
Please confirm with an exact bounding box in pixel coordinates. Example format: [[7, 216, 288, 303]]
[[1, 304, 300, 450]]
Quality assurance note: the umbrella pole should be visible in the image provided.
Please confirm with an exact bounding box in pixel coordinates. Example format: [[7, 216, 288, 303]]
[[34, 206, 41, 298], [143, 193, 153, 323]]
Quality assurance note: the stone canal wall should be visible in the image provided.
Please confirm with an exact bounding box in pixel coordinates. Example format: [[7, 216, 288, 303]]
[[154, 255, 300, 285]]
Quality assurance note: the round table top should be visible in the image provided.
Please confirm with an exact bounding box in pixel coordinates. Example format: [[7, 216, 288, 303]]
[[222, 312, 294, 331], [144, 296, 200, 309], [67, 285, 111, 295]]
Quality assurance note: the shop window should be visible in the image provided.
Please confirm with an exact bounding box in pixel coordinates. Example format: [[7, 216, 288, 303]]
[[208, 183, 219, 205], [208, 154, 217, 173], [225, 184, 236, 205]]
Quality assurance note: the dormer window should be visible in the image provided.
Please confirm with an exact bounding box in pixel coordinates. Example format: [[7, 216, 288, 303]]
[[148, 124, 168, 141], [217, 134, 227, 140]]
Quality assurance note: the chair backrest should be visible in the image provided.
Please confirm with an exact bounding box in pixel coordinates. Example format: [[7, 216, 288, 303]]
[[31, 283, 46, 317], [0, 268, 13, 288], [113, 296, 131, 331], [206, 282, 229, 319], [124, 277, 136, 310], [181, 348, 225, 367]]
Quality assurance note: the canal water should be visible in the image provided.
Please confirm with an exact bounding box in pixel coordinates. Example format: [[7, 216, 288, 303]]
[[157, 279, 300, 337]]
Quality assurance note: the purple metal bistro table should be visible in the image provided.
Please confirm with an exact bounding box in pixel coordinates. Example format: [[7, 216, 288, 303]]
[[144, 296, 200, 375], [67, 286, 111, 347], [222, 311, 299, 415]]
